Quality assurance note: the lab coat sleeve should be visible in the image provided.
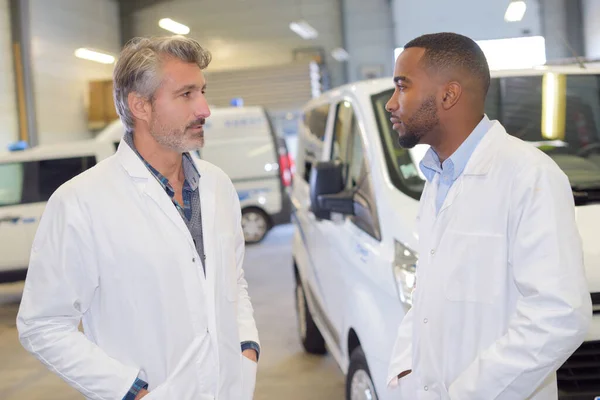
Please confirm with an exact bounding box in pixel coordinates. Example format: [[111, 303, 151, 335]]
[[448, 164, 592, 399], [387, 305, 414, 389], [16, 187, 140, 400], [230, 185, 260, 347]]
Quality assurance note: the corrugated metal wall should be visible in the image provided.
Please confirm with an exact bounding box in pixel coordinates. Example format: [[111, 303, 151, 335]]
[[205, 62, 314, 110]]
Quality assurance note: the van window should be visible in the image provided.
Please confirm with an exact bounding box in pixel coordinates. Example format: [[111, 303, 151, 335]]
[[331, 101, 356, 184], [306, 104, 330, 141], [330, 101, 381, 239], [297, 103, 330, 182], [0, 156, 96, 207]]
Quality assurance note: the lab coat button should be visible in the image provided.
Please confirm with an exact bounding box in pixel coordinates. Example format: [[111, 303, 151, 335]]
[[192, 257, 196, 262], [430, 249, 435, 255], [424, 386, 429, 391], [423, 318, 428, 324]]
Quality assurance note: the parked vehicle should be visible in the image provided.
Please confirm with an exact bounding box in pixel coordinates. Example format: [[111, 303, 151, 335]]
[[291, 65, 600, 400]]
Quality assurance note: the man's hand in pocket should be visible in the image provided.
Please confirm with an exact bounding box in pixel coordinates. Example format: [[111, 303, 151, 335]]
[[242, 349, 258, 363], [134, 389, 149, 400]]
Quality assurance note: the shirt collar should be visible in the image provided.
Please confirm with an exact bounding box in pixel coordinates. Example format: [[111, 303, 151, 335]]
[[419, 114, 492, 182], [123, 131, 200, 191]]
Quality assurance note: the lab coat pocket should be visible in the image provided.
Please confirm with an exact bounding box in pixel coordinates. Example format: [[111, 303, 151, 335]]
[[444, 231, 505, 304], [219, 234, 238, 302], [241, 355, 258, 400], [147, 337, 214, 400]]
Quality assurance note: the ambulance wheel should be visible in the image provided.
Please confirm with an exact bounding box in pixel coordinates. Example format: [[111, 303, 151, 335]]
[[242, 208, 270, 244], [295, 276, 327, 354], [346, 346, 378, 400]]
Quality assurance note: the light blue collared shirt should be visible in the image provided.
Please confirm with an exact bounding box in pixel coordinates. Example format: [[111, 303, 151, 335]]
[[419, 115, 493, 213]]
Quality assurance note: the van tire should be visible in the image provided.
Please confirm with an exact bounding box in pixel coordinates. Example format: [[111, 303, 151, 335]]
[[346, 346, 378, 400], [241, 208, 271, 244], [295, 276, 327, 355]]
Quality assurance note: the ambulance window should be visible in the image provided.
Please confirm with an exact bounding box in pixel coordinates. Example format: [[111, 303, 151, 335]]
[[0, 163, 25, 206], [38, 156, 97, 201], [0, 156, 97, 207]]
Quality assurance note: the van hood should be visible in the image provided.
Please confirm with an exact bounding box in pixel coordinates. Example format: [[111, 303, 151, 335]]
[[576, 204, 600, 293]]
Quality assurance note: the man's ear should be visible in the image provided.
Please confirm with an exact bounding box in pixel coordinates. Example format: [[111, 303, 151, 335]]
[[128, 92, 152, 124], [440, 82, 462, 111]]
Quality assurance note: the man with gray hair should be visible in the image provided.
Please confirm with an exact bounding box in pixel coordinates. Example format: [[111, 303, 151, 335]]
[[17, 36, 260, 400]]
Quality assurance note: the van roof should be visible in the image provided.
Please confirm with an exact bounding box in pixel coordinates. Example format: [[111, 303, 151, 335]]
[[94, 106, 269, 143], [0, 139, 104, 164], [305, 63, 600, 109]]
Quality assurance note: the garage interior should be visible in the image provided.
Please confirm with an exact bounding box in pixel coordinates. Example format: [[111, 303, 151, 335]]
[[1, 0, 600, 399]]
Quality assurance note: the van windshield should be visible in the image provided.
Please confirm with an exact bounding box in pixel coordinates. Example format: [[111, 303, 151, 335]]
[[372, 73, 600, 201]]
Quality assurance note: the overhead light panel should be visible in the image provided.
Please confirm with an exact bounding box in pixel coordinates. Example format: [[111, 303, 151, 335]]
[[289, 20, 318, 40], [331, 47, 349, 62], [74, 48, 115, 64], [504, 0, 527, 22], [395, 36, 546, 70], [159, 18, 190, 35]]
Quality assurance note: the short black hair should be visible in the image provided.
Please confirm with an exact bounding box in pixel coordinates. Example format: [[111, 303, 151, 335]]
[[404, 32, 490, 98]]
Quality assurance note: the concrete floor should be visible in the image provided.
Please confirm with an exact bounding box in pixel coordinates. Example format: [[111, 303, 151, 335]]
[[0, 224, 345, 399]]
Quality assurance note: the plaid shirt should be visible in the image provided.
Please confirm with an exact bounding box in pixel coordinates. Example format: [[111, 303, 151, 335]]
[[122, 133, 259, 399]]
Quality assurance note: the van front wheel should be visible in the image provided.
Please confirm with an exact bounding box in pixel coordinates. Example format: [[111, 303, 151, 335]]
[[241, 208, 270, 244], [295, 276, 326, 354], [346, 346, 378, 400]]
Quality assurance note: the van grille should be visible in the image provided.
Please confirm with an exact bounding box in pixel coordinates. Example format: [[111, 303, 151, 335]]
[[557, 340, 600, 393]]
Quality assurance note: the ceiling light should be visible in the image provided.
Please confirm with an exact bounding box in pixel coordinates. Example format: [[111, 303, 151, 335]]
[[331, 47, 349, 62], [504, 0, 527, 22], [74, 48, 115, 64], [289, 20, 318, 40], [159, 18, 190, 35]]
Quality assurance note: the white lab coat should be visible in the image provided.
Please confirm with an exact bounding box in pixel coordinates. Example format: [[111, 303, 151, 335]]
[[16, 140, 260, 400], [387, 121, 592, 399]]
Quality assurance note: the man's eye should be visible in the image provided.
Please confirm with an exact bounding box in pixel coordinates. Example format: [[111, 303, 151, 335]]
[[182, 92, 191, 97]]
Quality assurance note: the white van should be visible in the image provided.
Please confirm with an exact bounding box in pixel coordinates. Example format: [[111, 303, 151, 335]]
[[0, 139, 115, 282], [291, 66, 600, 400], [96, 106, 292, 244]]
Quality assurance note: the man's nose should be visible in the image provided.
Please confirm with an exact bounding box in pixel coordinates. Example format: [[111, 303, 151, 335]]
[[385, 97, 397, 113], [195, 97, 211, 119]]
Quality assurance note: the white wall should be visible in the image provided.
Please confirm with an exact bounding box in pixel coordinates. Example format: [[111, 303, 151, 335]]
[[129, 0, 346, 87], [343, 0, 395, 82], [583, 0, 600, 59], [0, 0, 18, 151], [392, 0, 542, 48], [30, 0, 121, 145]]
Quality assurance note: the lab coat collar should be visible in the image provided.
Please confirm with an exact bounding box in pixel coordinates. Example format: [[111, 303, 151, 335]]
[[115, 137, 197, 248], [462, 121, 506, 177]]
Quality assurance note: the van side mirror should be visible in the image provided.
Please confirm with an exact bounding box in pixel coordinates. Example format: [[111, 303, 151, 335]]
[[309, 161, 355, 219]]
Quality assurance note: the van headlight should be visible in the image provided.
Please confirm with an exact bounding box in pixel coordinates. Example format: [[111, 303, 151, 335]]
[[393, 240, 417, 306]]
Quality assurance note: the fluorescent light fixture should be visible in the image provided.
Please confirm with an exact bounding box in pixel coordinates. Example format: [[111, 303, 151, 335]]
[[394, 36, 546, 71], [394, 47, 404, 60], [541, 72, 566, 140], [331, 47, 349, 62], [74, 48, 115, 64], [289, 20, 318, 40], [159, 18, 190, 35], [477, 36, 545, 70], [504, 0, 527, 22]]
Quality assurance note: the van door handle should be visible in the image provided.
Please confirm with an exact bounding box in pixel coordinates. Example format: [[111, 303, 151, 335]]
[[0, 216, 20, 224]]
